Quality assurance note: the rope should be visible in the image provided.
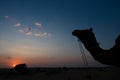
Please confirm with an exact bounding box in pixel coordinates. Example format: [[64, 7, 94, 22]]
[[76, 38, 92, 80], [77, 38, 89, 67]]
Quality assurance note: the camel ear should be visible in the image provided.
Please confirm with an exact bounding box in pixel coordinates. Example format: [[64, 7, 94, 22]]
[[89, 28, 93, 31]]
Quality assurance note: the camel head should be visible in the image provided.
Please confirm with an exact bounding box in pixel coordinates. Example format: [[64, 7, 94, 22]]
[[72, 28, 120, 67], [72, 28, 94, 43]]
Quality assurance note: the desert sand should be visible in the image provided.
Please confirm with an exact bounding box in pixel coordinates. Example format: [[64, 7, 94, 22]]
[[0, 67, 120, 80]]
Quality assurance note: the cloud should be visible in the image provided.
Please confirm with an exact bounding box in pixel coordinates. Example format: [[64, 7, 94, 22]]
[[3, 16, 51, 38], [19, 27, 32, 36], [34, 32, 41, 37], [17, 25, 51, 37], [25, 27, 32, 36], [43, 32, 47, 36], [25, 27, 31, 32], [7, 56, 12, 60], [14, 23, 21, 27], [34, 32, 52, 37], [26, 31, 32, 36], [34, 32, 46, 37], [4, 16, 9, 19], [34, 32, 42, 37], [48, 33, 52, 37], [19, 29, 25, 33], [35, 22, 41, 27]]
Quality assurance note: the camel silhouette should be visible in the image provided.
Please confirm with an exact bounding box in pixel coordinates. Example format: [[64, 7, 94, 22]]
[[72, 28, 120, 67]]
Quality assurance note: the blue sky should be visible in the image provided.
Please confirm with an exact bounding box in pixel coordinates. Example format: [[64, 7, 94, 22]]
[[0, 0, 120, 68]]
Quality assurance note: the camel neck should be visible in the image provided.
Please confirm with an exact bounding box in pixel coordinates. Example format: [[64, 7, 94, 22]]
[[77, 33, 103, 55], [83, 41, 101, 53]]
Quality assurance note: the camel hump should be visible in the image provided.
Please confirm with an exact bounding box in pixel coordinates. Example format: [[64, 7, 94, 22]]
[[115, 35, 120, 49], [115, 35, 120, 45]]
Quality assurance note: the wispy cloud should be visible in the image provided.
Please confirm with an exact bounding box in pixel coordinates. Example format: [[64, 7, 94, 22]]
[[47, 33, 52, 37], [42, 32, 47, 36], [2, 16, 52, 38], [19, 29, 24, 33], [4, 16, 9, 19], [34, 32, 46, 37], [14, 23, 21, 27], [19, 28, 33, 36], [7, 56, 12, 60], [34, 32, 43, 37], [26, 31, 32, 36], [34, 33, 41, 37], [35, 22, 41, 27], [19, 28, 52, 37], [25, 27, 31, 32], [34, 32, 52, 37]]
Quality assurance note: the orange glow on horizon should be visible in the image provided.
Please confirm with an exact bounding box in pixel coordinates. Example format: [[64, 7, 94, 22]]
[[10, 59, 22, 68], [11, 63, 17, 68], [13, 64, 16, 67]]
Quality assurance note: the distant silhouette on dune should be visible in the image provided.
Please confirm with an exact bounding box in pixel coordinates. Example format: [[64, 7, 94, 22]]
[[14, 63, 27, 74], [72, 28, 120, 67]]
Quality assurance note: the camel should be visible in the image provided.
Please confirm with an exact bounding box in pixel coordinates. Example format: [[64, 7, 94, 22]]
[[72, 28, 120, 67]]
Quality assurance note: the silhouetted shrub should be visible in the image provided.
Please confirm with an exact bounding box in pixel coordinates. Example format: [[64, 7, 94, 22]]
[[14, 64, 27, 74]]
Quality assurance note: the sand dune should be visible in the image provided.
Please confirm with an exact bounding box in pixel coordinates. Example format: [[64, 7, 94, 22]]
[[0, 67, 120, 80]]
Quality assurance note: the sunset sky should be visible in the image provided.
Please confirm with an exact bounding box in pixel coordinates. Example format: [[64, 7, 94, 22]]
[[0, 0, 120, 68]]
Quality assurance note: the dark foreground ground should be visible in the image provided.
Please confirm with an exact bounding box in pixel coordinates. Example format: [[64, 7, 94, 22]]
[[0, 67, 120, 80]]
